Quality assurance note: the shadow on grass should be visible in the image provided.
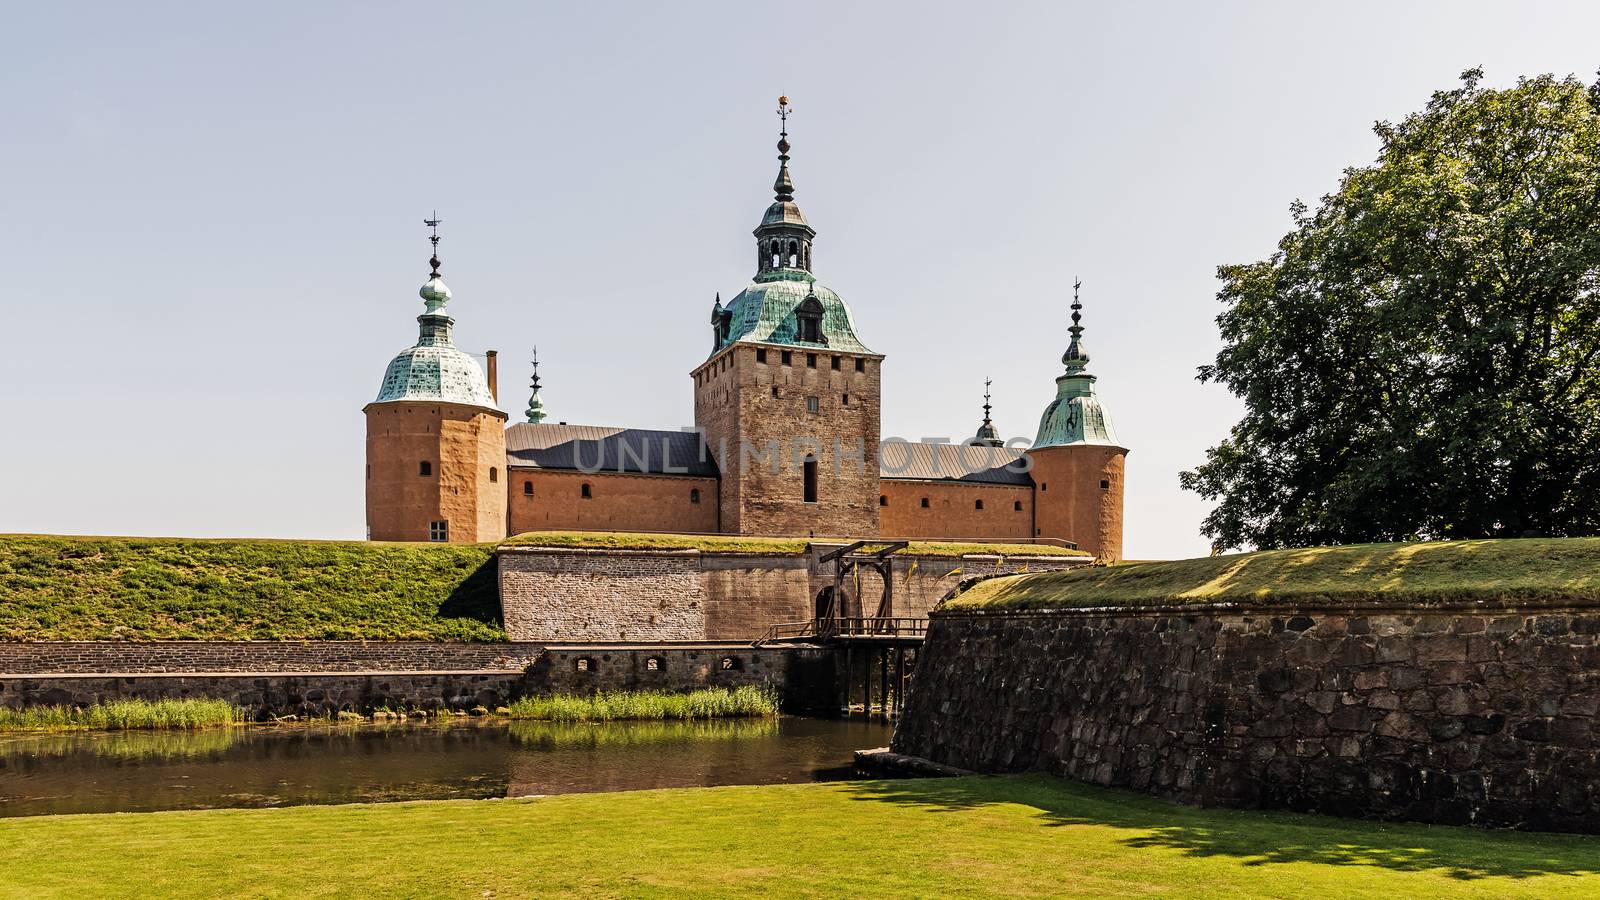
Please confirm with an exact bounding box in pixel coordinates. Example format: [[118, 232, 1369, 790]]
[[436, 557, 502, 626], [842, 775, 1600, 881]]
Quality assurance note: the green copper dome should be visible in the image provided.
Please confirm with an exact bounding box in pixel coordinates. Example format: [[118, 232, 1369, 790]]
[[1034, 284, 1121, 449], [373, 273, 500, 411], [713, 272, 873, 355]]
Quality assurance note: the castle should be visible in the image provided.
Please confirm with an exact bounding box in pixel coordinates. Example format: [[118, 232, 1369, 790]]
[[363, 103, 1128, 559]]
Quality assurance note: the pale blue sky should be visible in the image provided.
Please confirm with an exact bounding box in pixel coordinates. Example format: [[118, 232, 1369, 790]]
[[4, 2, 1597, 559]]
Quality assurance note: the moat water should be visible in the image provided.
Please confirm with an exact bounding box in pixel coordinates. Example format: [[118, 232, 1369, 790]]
[[0, 716, 893, 817]]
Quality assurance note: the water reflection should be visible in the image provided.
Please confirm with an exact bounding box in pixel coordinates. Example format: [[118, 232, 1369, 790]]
[[0, 717, 892, 817]]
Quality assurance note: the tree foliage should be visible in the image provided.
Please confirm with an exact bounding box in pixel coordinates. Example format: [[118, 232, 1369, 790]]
[[1183, 69, 1600, 550]]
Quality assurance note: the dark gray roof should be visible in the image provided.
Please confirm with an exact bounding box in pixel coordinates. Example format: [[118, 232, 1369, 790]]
[[505, 424, 719, 477], [878, 441, 1033, 485]]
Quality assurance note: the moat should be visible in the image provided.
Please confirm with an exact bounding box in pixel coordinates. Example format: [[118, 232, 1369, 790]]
[[0, 717, 893, 817]]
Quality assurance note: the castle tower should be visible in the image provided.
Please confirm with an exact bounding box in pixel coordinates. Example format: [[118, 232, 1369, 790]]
[[692, 98, 883, 537], [364, 218, 507, 543], [1027, 280, 1127, 560]]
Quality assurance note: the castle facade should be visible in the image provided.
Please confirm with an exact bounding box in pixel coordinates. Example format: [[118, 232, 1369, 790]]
[[363, 109, 1128, 559]]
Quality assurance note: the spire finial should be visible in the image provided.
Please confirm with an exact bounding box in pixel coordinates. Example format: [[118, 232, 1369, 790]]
[[973, 376, 1004, 446], [525, 346, 548, 424], [773, 95, 795, 202], [983, 378, 994, 425], [424, 211, 442, 277], [1063, 276, 1090, 371]]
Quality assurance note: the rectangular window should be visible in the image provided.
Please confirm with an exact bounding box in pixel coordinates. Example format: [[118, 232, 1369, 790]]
[[806, 353, 817, 368], [781, 351, 792, 366], [803, 458, 818, 503], [831, 356, 840, 370], [429, 520, 448, 542], [842, 393, 849, 406], [806, 396, 820, 414], [756, 348, 767, 363], [855, 358, 865, 372]]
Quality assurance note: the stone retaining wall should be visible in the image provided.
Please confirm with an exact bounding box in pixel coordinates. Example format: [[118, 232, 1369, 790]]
[[0, 641, 545, 675], [498, 546, 1085, 642], [893, 602, 1600, 833]]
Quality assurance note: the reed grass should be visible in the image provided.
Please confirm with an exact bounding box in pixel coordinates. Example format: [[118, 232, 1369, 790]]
[[0, 698, 244, 732], [506, 686, 778, 723]]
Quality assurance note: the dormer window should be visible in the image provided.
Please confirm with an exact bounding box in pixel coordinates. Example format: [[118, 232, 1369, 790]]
[[796, 294, 825, 345]]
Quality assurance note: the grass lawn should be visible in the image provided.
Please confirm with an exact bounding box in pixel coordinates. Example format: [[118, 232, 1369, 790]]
[[0, 535, 503, 640], [504, 529, 1087, 558], [1, 776, 1596, 898], [948, 537, 1600, 611]]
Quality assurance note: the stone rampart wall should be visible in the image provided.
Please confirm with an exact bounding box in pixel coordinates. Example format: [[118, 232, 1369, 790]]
[[498, 546, 1085, 642], [0, 641, 545, 675], [893, 602, 1600, 833]]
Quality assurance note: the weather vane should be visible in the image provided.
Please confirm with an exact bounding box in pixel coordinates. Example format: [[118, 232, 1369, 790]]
[[424, 211, 442, 277], [777, 95, 791, 137]]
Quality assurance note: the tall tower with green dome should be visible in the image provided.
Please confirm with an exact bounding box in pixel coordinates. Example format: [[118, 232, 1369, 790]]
[[364, 220, 507, 543], [1026, 280, 1127, 560], [692, 99, 884, 537]]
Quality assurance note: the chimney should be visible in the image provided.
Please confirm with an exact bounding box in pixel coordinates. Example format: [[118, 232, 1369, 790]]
[[485, 350, 499, 402]]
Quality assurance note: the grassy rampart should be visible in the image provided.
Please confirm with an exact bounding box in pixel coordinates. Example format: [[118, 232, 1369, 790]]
[[503, 530, 1086, 558], [946, 538, 1600, 611], [0, 535, 504, 641]]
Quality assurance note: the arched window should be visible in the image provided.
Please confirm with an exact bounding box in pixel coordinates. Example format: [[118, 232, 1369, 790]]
[[690, 488, 701, 504], [1014, 500, 1023, 511], [803, 457, 818, 503], [796, 294, 825, 344], [419, 461, 432, 477], [975, 499, 985, 510], [787, 240, 799, 267], [523, 481, 534, 496], [489, 467, 498, 483], [581, 483, 592, 499], [645, 656, 663, 672]]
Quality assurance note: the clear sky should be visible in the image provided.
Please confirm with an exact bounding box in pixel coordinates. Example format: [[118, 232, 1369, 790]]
[[4, 2, 1597, 559]]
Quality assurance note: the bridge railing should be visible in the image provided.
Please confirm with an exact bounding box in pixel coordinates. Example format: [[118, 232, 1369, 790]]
[[759, 617, 928, 644]]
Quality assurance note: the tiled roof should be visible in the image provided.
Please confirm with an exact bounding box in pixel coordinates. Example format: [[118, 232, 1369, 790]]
[[505, 424, 719, 477], [878, 441, 1034, 485]]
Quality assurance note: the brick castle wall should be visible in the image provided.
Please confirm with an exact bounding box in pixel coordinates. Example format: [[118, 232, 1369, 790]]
[[894, 601, 1600, 833], [693, 344, 882, 537], [365, 401, 508, 542], [879, 480, 1035, 542], [506, 470, 719, 535], [1028, 445, 1125, 560]]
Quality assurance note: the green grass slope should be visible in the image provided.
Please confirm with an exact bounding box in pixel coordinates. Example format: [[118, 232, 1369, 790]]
[[504, 529, 1086, 557], [0, 775, 1592, 898], [947, 538, 1600, 611], [0, 535, 504, 641]]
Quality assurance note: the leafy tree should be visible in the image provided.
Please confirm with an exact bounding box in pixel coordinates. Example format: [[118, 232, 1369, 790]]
[[1183, 69, 1600, 551]]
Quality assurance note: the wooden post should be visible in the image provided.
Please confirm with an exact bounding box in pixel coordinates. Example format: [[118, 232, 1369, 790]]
[[879, 647, 890, 718], [861, 645, 871, 716], [841, 644, 852, 715]]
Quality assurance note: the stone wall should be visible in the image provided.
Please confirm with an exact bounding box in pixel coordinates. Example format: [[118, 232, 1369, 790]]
[[498, 545, 1087, 641], [894, 602, 1600, 833], [0, 641, 545, 675], [0, 671, 527, 719]]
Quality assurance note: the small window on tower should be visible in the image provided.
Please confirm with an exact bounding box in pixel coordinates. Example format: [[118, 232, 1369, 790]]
[[1014, 500, 1023, 511], [879, 495, 888, 507], [1101, 479, 1111, 490], [781, 351, 792, 366], [920, 497, 930, 508], [690, 488, 701, 504], [975, 499, 985, 510], [581, 483, 592, 499], [523, 481, 534, 496], [831, 356, 840, 370], [842, 393, 849, 407], [855, 358, 865, 372], [806, 396, 820, 414], [803, 457, 818, 503], [419, 461, 432, 477], [807, 353, 817, 368], [771, 385, 779, 398], [429, 520, 449, 542], [756, 348, 767, 363], [489, 467, 498, 483]]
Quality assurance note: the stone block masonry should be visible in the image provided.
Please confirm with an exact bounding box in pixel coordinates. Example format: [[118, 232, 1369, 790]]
[[0, 641, 546, 675], [498, 545, 1088, 642], [893, 602, 1600, 833]]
